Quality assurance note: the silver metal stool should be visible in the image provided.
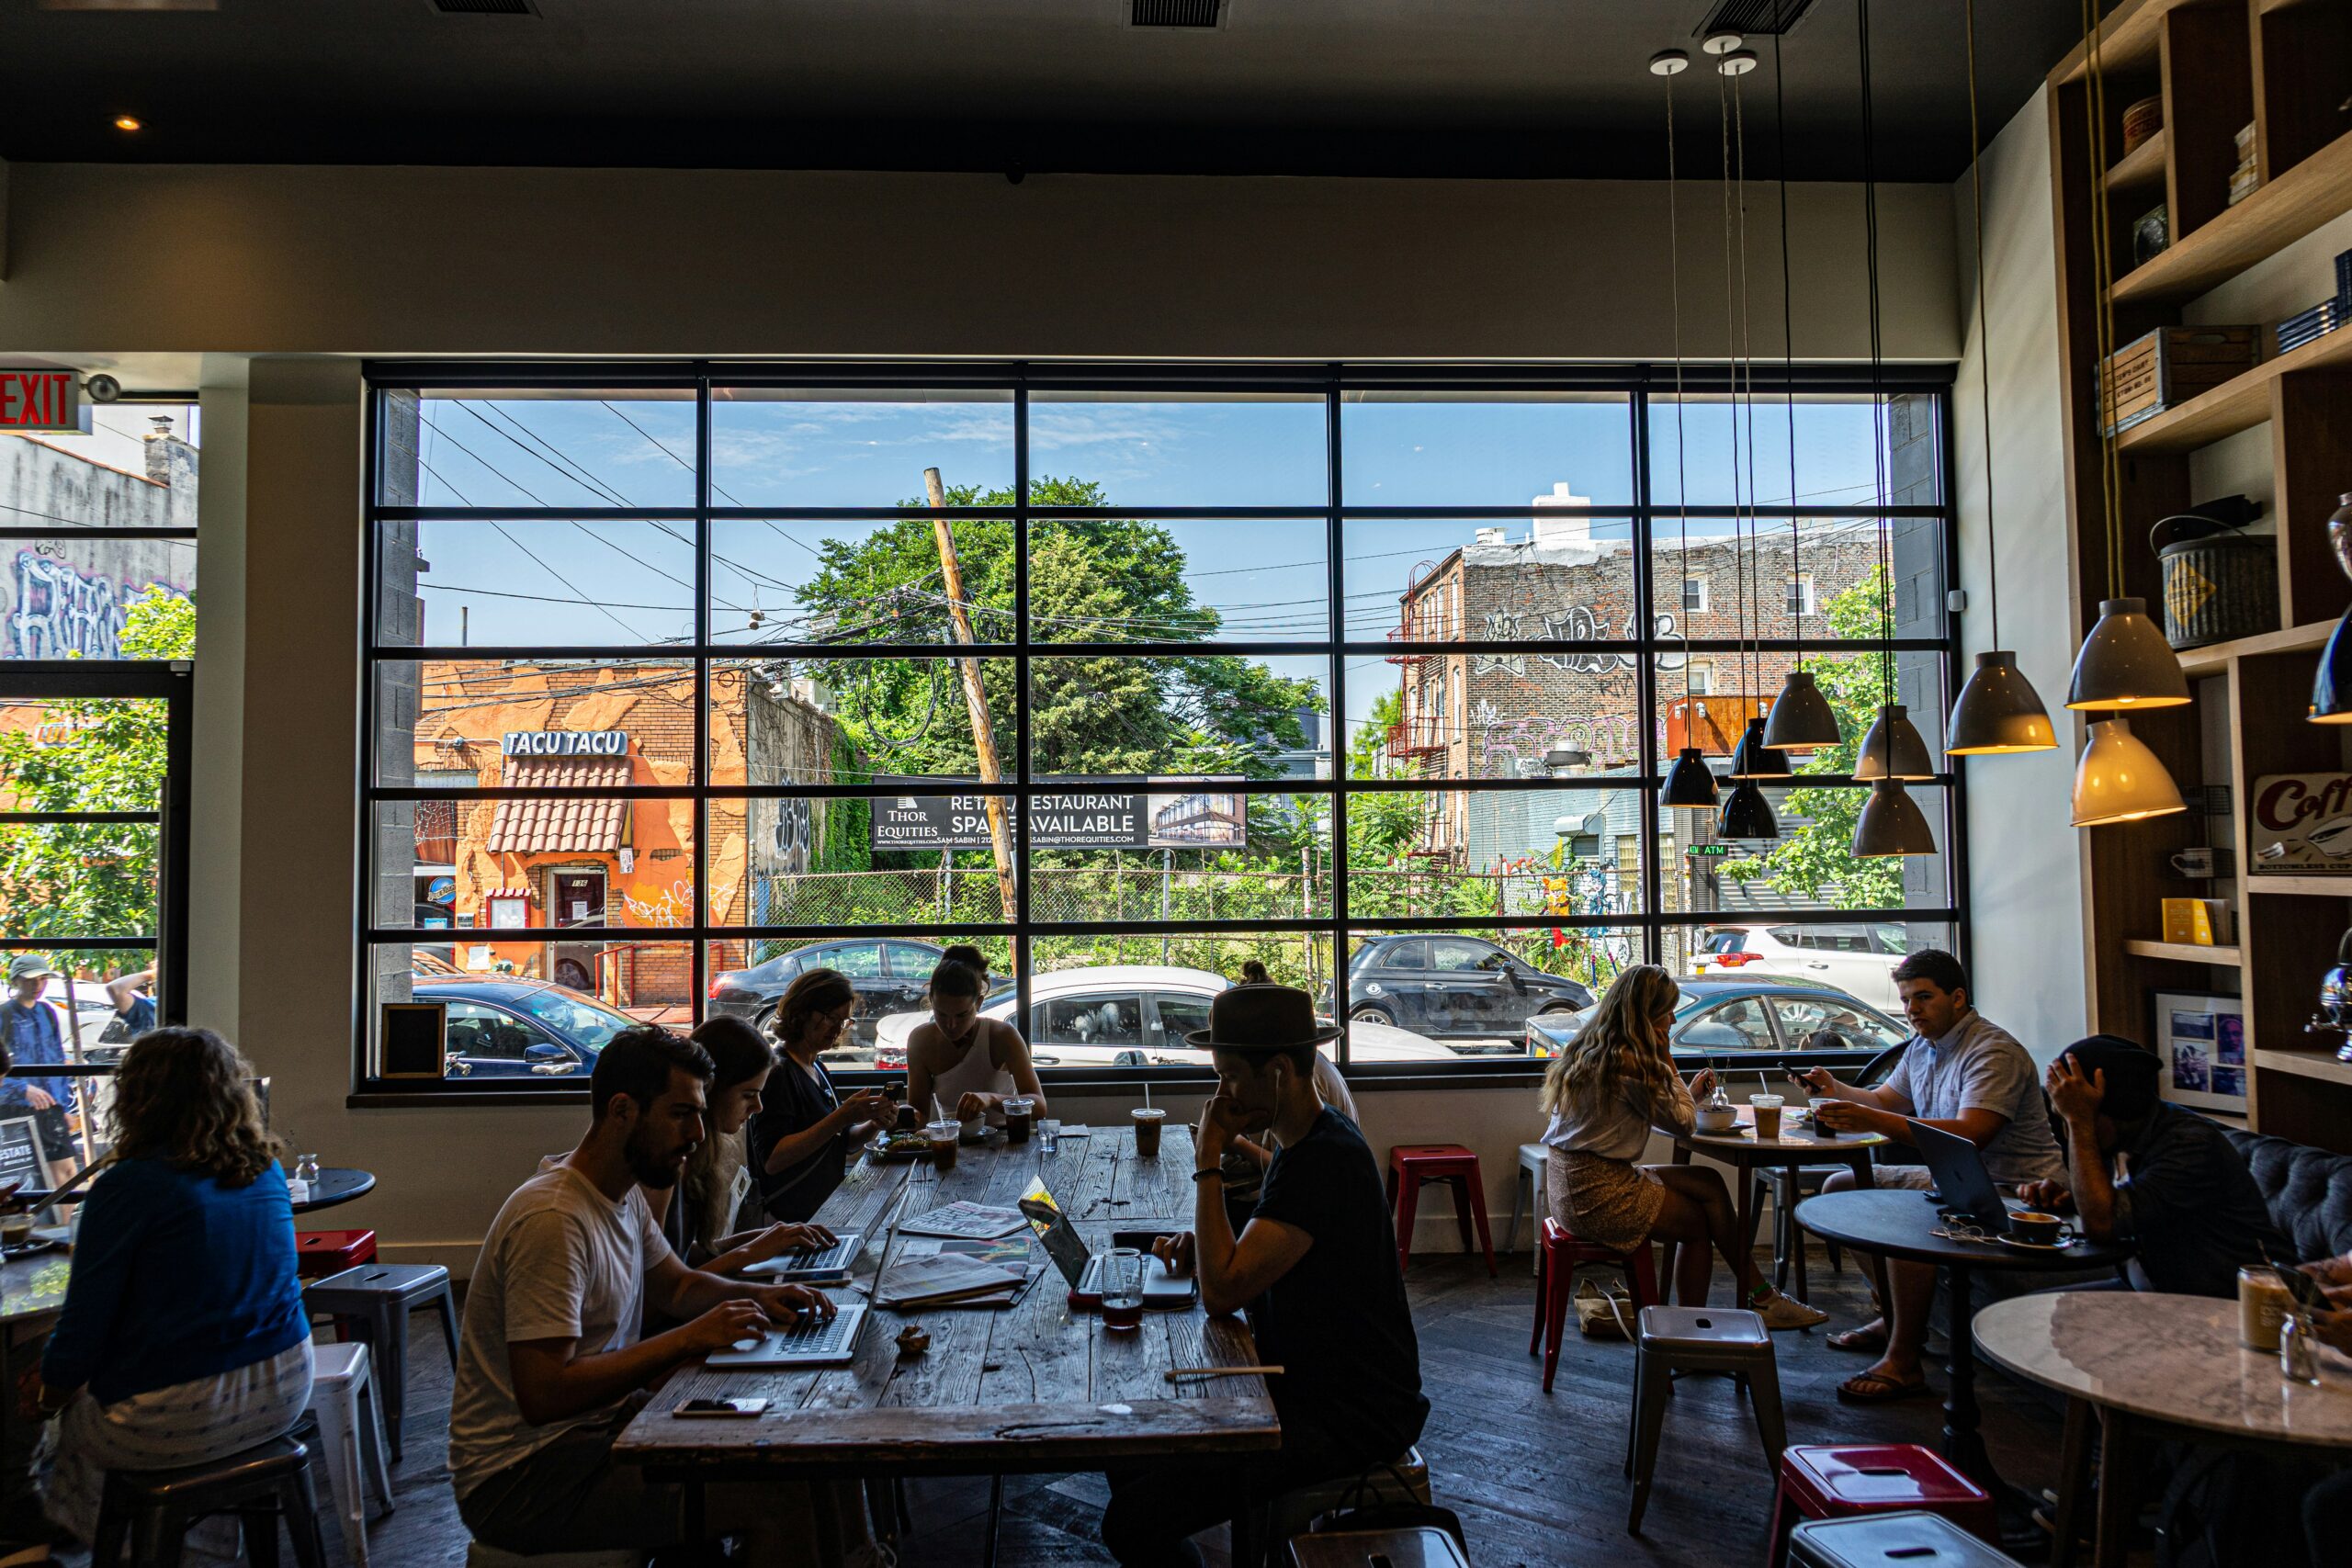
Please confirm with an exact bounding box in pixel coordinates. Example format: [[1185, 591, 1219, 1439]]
[[1624, 1304, 1786, 1533], [1788, 1510, 2023, 1568], [1264, 1446, 1432, 1551], [1505, 1142, 1550, 1273], [303, 1262, 459, 1463]]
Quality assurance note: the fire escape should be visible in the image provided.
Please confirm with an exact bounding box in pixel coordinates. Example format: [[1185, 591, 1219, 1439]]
[[1385, 564, 1458, 861]]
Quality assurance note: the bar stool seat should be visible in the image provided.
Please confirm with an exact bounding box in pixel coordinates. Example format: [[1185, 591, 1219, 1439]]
[[1286, 1526, 1468, 1567], [1263, 1447, 1431, 1549], [295, 1229, 378, 1280], [1625, 1305, 1786, 1535], [91, 1428, 330, 1568], [1769, 1445, 1996, 1565], [304, 1262, 459, 1464], [1383, 1145, 1495, 1277], [1787, 1511, 2023, 1568], [1529, 1216, 1659, 1393], [1505, 1142, 1550, 1274]]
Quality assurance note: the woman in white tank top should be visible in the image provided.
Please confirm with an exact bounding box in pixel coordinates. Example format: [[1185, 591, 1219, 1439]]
[[905, 949, 1047, 1127]]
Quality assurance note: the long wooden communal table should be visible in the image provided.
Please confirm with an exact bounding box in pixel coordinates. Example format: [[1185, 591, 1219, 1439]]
[[616, 1124, 1278, 1549]]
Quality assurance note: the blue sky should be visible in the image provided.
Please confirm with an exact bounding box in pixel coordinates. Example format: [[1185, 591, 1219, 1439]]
[[398, 391, 1897, 739]]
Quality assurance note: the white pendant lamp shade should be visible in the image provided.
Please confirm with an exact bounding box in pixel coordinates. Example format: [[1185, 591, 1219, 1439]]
[[1761, 670, 1839, 750], [1852, 704, 1936, 782], [2069, 717, 2188, 827], [2066, 597, 2190, 711], [1946, 650, 2058, 754], [1851, 779, 1938, 857]]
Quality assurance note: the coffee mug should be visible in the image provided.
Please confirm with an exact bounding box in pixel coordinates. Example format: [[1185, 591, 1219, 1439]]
[[2170, 846, 2223, 878], [2007, 1210, 2064, 1247]]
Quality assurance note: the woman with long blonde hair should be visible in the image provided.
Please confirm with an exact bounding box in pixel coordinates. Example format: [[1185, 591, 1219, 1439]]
[[1539, 966, 1825, 1328]]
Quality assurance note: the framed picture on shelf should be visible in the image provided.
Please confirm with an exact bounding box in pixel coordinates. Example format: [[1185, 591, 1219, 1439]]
[[2153, 990, 2246, 1114]]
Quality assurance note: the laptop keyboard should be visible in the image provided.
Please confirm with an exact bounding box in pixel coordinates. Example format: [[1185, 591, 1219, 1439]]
[[732, 1307, 860, 1358]]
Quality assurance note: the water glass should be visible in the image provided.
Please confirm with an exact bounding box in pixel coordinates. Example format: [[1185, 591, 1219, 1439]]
[[1101, 1247, 1145, 1332], [1038, 1118, 1062, 1154]]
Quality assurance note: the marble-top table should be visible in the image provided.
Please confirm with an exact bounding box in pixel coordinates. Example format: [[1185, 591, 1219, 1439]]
[[1975, 1292, 2352, 1567]]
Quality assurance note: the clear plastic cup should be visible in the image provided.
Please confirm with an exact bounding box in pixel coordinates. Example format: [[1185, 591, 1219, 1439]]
[[1131, 1107, 1166, 1158], [1749, 1094, 1784, 1140], [1808, 1096, 1839, 1136]]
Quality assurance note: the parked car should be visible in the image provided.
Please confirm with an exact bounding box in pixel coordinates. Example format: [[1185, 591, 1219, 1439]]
[[1329, 934, 1594, 1051], [1526, 976, 1908, 1074], [1690, 921, 1908, 1010], [873, 964, 1463, 1071], [418, 976, 648, 1078], [707, 938, 947, 1048]]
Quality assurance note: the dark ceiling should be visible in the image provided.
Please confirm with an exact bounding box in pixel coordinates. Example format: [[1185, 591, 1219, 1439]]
[[0, 0, 2108, 180]]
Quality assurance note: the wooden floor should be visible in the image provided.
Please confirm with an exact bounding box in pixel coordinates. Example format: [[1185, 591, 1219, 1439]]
[[359, 1248, 2067, 1568]]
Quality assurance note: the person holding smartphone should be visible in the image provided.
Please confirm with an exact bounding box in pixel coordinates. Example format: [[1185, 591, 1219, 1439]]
[[746, 969, 894, 1224]]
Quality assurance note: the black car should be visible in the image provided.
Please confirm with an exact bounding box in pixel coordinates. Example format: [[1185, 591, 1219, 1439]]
[[1333, 934, 1594, 1050], [421, 976, 647, 1079], [1526, 976, 1909, 1074], [707, 938, 946, 1047]]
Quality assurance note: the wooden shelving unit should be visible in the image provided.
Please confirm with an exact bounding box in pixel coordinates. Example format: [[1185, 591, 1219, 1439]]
[[2049, 0, 2352, 1155]]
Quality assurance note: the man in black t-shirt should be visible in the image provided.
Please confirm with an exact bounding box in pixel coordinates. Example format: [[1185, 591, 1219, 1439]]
[[1100, 986, 1428, 1568]]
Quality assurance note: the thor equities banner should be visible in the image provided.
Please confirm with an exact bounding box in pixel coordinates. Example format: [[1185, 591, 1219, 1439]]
[[871, 781, 1247, 852]]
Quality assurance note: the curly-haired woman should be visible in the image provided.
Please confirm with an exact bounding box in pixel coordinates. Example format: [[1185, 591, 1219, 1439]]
[[35, 1027, 312, 1544], [1539, 965, 1825, 1329]]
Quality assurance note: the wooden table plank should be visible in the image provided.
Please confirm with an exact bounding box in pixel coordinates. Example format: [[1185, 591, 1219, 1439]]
[[618, 1134, 1276, 1479]]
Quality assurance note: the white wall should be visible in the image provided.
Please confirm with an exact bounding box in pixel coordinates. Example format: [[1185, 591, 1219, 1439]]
[[0, 160, 1962, 1266], [1951, 86, 2087, 1062]]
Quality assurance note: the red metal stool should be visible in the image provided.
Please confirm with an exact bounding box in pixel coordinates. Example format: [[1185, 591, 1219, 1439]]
[[296, 1229, 378, 1280], [1529, 1216, 1659, 1393], [1767, 1445, 1996, 1566], [1385, 1144, 1496, 1278]]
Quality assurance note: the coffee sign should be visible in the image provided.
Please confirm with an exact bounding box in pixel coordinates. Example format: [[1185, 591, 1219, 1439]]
[[2250, 772, 2352, 874], [503, 730, 628, 757]]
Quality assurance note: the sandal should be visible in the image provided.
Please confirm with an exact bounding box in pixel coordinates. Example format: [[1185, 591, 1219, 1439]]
[[1836, 1369, 1933, 1404], [1826, 1324, 1889, 1354]]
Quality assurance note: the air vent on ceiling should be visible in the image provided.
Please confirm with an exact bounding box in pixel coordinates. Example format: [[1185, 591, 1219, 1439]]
[[1132, 0, 1223, 28], [429, 0, 537, 15], [1694, 0, 1816, 38]]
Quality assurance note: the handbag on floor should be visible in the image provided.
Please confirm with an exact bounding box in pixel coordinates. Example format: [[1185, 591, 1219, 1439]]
[[1575, 1278, 1637, 1340]]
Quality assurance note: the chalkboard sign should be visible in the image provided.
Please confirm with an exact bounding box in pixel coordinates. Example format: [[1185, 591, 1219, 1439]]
[[379, 1002, 448, 1080], [0, 1116, 44, 1189]]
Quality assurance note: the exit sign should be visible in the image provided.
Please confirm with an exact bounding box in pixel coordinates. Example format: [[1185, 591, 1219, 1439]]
[[1686, 844, 1731, 857], [0, 371, 80, 434]]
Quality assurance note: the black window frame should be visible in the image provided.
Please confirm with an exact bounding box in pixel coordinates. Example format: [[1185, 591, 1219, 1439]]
[[354, 360, 1966, 1100]]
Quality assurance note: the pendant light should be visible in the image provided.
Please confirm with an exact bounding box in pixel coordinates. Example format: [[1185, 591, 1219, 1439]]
[[1715, 44, 1781, 842], [1759, 28, 1841, 755], [1655, 47, 1720, 814], [1847, 0, 1935, 859], [2061, 4, 2189, 717], [2071, 716, 2187, 826], [2064, 4, 2189, 823], [1946, 0, 2059, 755]]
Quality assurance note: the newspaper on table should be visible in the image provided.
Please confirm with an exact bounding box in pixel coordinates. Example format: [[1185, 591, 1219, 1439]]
[[872, 1250, 1026, 1308], [896, 1200, 1031, 1241]]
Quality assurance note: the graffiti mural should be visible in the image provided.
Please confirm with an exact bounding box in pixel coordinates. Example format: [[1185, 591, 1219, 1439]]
[[4, 551, 184, 661]]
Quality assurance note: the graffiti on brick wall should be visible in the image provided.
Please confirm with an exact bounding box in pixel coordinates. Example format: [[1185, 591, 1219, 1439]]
[[1469, 605, 1687, 678], [622, 879, 694, 928], [1472, 699, 1646, 776], [5, 550, 182, 660]]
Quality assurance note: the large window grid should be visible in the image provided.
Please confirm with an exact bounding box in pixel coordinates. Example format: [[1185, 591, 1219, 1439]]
[[359, 364, 1963, 1095]]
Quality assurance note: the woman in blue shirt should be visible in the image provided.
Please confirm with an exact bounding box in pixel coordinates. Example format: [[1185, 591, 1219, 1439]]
[[34, 1028, 311, 1547]]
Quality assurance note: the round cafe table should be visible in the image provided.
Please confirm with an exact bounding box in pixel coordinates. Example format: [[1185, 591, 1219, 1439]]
[[1660, 1103, 1887, 1303], [1976, 1292, 2352, 1568], [291, 1167, 375, 1214], [1794, 1188, 2133, 1531]]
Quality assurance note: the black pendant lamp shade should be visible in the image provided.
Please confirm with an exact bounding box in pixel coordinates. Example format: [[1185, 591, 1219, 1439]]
[[2066, 597, 2190, 711], [1852, 779, 1938, 857], [1852, 704, 1936, 782], [1717, 778, 1780, 840], [1762, 670, 1839, 750], [2312, 610, 2352, 723], [1947, 650, 2059, 753], [1728, 718, 1793, 780], [1662, 747, 1722, 809]]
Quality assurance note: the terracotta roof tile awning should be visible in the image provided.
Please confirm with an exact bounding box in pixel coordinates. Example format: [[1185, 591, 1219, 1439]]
[[485, 754, 632, 854]]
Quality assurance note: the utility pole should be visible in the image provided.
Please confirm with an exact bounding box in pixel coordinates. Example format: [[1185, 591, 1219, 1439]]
[[925, 468, 1018, 931]]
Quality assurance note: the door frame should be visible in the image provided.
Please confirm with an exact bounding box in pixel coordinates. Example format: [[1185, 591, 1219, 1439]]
[[0, 661, 193, 1026]]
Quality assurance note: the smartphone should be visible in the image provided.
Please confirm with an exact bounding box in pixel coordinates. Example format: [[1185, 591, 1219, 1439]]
[[1112, 1228, 1181, 1252], [883, 1081, 907, 1103], [675, 1396, 768, 1418]]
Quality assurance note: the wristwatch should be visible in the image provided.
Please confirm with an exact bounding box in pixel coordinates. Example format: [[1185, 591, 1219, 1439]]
[[1192, 1168, 1223, 1183]]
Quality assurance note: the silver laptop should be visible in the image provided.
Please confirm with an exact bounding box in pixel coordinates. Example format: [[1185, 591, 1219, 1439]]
[[1909, 1119, 2008, 1227], [741, 1231, 862, 1283], [706, 1302, 867, 1368]]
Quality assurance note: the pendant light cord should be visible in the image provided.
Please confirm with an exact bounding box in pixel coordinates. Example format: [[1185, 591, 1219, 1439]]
[[1735, 62, 1762, 715], [2080, 0, 2125, 601], [1668, 63, 1694, 713], [1775, 29, 1803, 673], [1860, 0, 1895, 705], [1964, 0, 2000, 649], [1722, 65, 1756, 716]]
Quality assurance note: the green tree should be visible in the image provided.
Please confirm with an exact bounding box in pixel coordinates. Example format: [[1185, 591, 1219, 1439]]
[[1719, 567, 1903, 908], [0, 589, 193, 972]]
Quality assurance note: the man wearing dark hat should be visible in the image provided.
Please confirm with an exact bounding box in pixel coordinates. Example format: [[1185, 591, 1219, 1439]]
[[1099, 985, 1428, 1568], [2020, 1034, 2286, 1297]]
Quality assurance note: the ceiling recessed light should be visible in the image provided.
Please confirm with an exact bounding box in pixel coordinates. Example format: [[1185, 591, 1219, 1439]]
[[113, 116, 143, 132]]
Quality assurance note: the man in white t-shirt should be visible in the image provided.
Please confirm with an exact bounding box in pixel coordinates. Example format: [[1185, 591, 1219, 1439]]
[[451, 1025, 844, 1562]]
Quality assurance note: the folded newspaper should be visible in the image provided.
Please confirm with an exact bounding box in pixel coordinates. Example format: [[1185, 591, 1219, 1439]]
[[872, 1250, 1027, 1308], [896, 1200, 1032, 1241]]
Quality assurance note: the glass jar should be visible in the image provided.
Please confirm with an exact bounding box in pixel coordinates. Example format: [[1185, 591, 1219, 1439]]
[[2281, 1311, 2324, 1387]]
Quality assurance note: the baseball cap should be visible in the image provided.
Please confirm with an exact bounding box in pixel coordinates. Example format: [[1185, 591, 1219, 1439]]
[[6, 955, 53, 985]]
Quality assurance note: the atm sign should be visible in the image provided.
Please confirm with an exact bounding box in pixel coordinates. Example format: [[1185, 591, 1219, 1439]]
[[0, 372, 80, 434]]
